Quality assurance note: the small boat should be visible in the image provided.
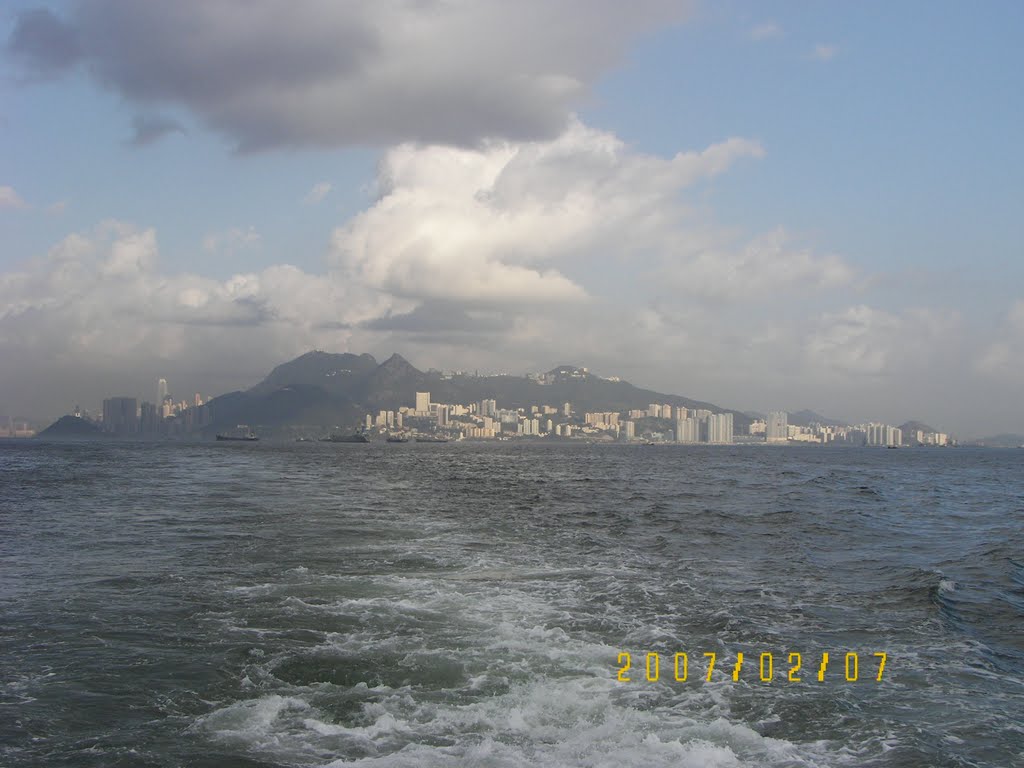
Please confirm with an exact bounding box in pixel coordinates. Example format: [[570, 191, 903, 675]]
[[415, 436, 449, 443], [386, 436, 408, 443]]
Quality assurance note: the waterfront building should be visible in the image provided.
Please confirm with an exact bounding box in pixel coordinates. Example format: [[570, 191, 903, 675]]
[[767, 411, 788, 442]]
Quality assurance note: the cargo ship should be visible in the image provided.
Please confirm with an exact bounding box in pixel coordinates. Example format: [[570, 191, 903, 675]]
[[216, 426, 259, 441]]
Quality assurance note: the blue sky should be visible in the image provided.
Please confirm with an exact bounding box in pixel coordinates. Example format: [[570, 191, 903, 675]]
[[2, 1, 1022, 436]]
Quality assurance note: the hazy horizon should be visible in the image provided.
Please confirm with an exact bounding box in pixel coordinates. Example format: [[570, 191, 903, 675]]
[[3, 2, 1022, 438]]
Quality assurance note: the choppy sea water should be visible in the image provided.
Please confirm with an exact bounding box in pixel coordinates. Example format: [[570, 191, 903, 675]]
[[1, 440, 1022, 767]]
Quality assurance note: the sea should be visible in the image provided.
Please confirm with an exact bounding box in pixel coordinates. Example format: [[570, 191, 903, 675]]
[[1, 440, 1022, 767]]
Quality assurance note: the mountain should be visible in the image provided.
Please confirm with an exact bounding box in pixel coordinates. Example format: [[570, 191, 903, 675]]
[[788, 409, 847, 427], [899, 420, 939, 435], [37, 415, 103, 438], [248, 351, 379, 397], [967, 433, 1024, 448], [203, 352, 752, 434]]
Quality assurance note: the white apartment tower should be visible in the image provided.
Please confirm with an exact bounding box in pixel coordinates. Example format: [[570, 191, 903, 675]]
[[766, 411, 788, 442], [706, 413, 734, 444]]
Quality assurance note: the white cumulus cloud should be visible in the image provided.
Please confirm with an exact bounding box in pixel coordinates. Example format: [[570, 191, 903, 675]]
[[0, 186, 28, 209], [302, 181, 332, 205]]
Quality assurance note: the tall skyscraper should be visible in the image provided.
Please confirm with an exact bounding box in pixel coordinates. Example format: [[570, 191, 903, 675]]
[[157, 378, 168, 404], [140, 401, 160, 434], [415, 392, 430, 413], [102, 397, 139, 434], [706, 413, 734, 444], [767, 411, 788, 442], [676, 418, 699, 443]]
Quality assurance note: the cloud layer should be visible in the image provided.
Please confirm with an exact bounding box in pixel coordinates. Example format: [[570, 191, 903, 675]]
[[7, 0, 689, 150], [1, 119, 1016, 434]]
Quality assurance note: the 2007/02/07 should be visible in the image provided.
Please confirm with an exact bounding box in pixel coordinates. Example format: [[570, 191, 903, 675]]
[[616, 651, 888, 683]]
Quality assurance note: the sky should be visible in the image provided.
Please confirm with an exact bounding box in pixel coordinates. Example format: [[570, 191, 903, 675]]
[[1, 0, 1022, 438]]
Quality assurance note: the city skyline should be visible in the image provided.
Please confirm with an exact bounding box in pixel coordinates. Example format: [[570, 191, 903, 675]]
[[2, 2, 1023, 437], [0, 348, 995, 441], [42, 360, 952, 447]]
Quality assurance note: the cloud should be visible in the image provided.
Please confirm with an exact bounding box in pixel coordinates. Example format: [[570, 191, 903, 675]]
[[975, 299, 1024, 379], [3, 120, 1010, 435], [811, 44, 839, 61], [6, 7, 80, 79], [202, 227, 262, 256], [0, 222, 366, 411], [0, 186, 28, 209], [302, 181, 332, 205], [6, 1, 691, 150], [662, 227, 853, 300], [330, 119, 844, 308], [749, 22, 782, 41], [128, 114, 185, 146], [364, 301, 508, 334], [805, 305, 958, 377]]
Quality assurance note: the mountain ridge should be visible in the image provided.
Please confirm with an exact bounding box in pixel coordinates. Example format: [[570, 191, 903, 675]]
[[203, 351, 753, 434]]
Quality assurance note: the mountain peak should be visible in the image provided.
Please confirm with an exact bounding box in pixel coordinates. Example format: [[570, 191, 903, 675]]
[[380, 352, 412, 368]]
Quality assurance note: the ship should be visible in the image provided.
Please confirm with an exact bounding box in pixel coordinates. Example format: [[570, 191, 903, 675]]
[[386, 436, 409, 443], [415, 436, 449, 443], [216, 425, 259, 441]]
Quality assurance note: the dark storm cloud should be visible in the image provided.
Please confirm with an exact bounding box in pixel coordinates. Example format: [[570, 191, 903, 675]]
[[5, 0, 688, 150], [7, 8, 81, 78], [127, 114, 185, 147]]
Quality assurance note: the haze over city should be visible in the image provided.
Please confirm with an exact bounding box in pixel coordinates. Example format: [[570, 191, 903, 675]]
[[2, 1, 1022, 438]]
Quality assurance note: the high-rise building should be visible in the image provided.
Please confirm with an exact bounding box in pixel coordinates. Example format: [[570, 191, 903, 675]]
[[706, 413, 734, 444], [767, 411, 788, 442], [102, 397, 139, 434], [676, 418, 699, 443], [140, 401, 160, 434], [415, 392, 431, 413], [157, 378, 168, 405], [866, 424, 902, 447], [623, 420, 635, 440]]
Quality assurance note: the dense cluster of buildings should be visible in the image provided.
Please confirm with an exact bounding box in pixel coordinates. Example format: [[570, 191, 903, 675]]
[[748, 411, 949, 447], [369, 394, 951, 447], [0, 419, 35, 438], [367, 392, 738, 443], [12, 371, 952, 447], [96, 378, 211, 436]]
